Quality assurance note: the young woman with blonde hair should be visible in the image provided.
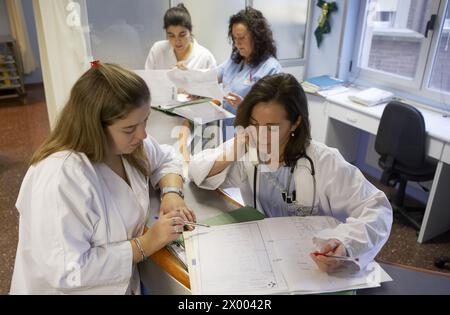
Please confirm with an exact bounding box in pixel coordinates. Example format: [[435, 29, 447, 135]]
[[10, 62, 195, 294]]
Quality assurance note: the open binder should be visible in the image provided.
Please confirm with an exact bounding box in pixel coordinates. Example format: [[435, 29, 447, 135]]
[[184, 215, 392, 295], [134, 70, 234, 124]]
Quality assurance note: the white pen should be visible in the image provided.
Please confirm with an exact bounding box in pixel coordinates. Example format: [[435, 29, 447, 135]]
[[184, 221, 211, 228]]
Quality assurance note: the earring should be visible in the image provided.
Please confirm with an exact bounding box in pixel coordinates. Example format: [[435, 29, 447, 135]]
[[291, 130, 295, 137]]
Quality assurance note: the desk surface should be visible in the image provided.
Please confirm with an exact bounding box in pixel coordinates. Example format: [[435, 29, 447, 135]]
[[327, 90, 450, 143], [359, 262, 450, 295]]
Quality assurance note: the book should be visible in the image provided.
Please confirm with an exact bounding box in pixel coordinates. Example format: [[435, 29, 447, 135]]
[[184, 216, 392, 295], [348, 87, 394, 107], [302, 75, 345, 93]]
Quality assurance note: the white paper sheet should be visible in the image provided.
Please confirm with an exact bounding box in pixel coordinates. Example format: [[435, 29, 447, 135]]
[[185, 216, 392, 295], [167, 68, 226, 100], [172, 102, 234, 124], [186, 222, 288, 295], [134, 70, 177, 108]]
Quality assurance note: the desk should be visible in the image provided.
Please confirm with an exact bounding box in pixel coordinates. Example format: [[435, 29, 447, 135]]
[[358, 263, 450, 295], [321, 91, 450, 243]]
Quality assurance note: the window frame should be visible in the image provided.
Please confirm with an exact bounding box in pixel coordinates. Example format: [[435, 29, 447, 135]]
[[349, 0, 450, 111], [247, 0, 313, 67]]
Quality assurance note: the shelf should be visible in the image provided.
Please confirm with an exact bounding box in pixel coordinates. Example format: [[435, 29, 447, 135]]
[[0, 93, 19, 100], [0, 84, 21, 90], [0, 76, 20, 80]]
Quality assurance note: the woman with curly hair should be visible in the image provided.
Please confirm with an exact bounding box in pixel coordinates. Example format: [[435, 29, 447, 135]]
[[220, 7, 282, 141]]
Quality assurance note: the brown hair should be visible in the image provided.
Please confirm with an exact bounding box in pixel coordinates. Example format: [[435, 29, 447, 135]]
[[164, 3, 192, 32], [228, 7, 277, 67], [31, 63, 151, 176], [234, 73, 311, 167]]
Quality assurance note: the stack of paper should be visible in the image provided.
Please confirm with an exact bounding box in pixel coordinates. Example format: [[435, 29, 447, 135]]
[[184, 216, 392, 295], [348, 88, 394, 107]]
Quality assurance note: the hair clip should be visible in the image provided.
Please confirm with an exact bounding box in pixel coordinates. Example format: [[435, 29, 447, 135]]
[[90, 60, 100, 68]]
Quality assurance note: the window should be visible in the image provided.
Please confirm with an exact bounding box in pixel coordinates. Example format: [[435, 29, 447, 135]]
[[87, 0, 169, 69], [352, 0, 450, 110], [252, 0, 309, 60], [428, 4, 450, 94], [86, 1, 310, 68]]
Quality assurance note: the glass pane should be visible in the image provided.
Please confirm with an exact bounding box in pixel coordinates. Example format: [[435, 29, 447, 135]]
[[428, 3, 450, 94], [359, 0, 434, 79], [87, 0, 169, 69], [174, 0, 245, 65], [253, 0, 309, 60]]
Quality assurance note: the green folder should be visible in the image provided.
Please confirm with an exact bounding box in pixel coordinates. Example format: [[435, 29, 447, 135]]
[[152, 97, 211, 116], [201, 206, 265, 226]]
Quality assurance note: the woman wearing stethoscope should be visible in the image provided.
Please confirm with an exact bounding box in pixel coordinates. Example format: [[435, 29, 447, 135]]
[[189, 73, 393, 273]]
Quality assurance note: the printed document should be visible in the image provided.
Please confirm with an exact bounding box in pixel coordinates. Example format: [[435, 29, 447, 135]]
[[184, 216, 392, 295], [167, 68, 226, 100]]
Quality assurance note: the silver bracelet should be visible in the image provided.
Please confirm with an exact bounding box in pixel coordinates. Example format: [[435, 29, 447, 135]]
[[133, 238, 147, 262]]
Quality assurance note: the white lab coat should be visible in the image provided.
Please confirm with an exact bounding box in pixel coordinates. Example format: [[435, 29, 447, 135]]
[[189, 140, 393, 268], [144, 39, 216, 70], [10, 136, 182, 295]]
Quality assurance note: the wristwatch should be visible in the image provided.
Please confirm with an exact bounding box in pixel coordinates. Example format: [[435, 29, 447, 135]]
[[161, 186, 184, 199]]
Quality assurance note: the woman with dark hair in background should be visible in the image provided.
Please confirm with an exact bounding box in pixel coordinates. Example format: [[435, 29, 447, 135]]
[[145, 3, 216, 70], [189, 73, 392, 273], [220, 7, 282, 140]]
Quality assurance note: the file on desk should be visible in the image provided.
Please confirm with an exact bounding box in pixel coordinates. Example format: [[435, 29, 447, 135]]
[[184, 216, 392, 295], [302, 75, 345, 93], [348, 87, 394, 107]]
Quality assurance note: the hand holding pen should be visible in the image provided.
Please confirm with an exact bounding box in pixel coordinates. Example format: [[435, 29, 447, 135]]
[[310, 239, 357, 272], [155, 216, 211, 233]]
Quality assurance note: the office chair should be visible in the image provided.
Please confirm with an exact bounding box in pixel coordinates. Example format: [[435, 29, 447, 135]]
[[375, 101, 437, 230], [434, 256, 450, 269]]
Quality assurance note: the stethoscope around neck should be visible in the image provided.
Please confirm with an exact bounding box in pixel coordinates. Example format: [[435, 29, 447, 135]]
[[253, 155, 317, 215]]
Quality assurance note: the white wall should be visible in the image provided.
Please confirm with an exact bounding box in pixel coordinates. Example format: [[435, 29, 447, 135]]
[[305, 0, 346, 78], [87, 0, 169, 69]]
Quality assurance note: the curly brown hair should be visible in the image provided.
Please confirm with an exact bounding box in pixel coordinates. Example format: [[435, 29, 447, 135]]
[[228, 7, 277, 67]]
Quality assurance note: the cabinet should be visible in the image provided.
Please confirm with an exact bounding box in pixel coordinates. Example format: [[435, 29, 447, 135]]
[[0, 36, 25, 100]]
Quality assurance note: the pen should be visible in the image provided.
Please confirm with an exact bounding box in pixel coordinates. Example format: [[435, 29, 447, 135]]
[[313, 252, 359, 262], [184, 221, 211, 228], [154, 216, 210, 228]]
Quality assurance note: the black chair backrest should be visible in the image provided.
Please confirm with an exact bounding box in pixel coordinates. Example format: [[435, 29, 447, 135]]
[[375, 101, 427, 168]]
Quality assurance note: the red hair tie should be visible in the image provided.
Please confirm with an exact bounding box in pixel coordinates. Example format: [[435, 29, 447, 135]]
[[90, 60, 100, 68]]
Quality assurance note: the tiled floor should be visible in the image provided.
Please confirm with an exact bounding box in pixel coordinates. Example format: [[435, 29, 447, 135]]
[[0, 85, 448, 294], [0, 85, 50, 294]]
